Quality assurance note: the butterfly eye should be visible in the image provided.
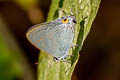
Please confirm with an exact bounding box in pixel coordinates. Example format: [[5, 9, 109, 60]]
[[72, 19, 77, 23], [62, 18, 69, 23]]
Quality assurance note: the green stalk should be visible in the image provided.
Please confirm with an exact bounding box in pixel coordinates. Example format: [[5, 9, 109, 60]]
[[38, 0, 101, 80]]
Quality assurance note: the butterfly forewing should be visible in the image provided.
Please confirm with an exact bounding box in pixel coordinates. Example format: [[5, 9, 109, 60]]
[[26, 21, 57, 48]]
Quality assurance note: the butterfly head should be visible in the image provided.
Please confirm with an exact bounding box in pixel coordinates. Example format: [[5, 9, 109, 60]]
[[58, 16, 77, 25]]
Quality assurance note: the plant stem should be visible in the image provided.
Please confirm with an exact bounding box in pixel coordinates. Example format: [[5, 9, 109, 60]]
[[38, 0, 101, 80]]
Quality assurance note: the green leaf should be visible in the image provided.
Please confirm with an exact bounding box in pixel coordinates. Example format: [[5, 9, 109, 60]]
[[38, 0, 101, 80]]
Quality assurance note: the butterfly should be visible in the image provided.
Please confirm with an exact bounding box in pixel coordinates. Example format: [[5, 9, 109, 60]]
[[26, 15, 77, 61]]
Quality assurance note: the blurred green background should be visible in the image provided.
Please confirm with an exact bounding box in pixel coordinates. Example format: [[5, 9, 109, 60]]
[[0, 0, 120, 80]]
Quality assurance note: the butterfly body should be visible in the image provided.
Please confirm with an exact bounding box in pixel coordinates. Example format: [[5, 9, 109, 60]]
[[26, 16, 76, 61]]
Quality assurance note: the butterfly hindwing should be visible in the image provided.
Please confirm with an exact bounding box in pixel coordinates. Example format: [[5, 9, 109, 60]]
[[26, 20, 74, 58]]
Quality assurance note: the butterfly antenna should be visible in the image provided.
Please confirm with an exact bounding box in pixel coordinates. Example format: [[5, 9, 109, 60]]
[[70, 7, 74, 16], [69, 3, 75, 16], [58, 8, 67, 16]]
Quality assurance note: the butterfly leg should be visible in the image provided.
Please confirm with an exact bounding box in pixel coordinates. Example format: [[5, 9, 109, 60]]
[[71, 44, 79, 48], [53, 51, 69, 62]]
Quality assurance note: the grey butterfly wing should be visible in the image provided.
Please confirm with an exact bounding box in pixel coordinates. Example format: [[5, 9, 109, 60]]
[[26, 21, 74, 58], [26, 21, 60, 55], [49, 24, 74, 58], [39, 24, 74, 58]]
